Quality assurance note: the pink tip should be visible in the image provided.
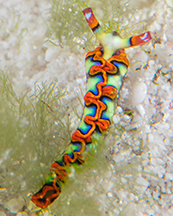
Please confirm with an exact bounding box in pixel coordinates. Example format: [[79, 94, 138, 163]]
[[82, 7, 99, 30], [131, 31, 152, 46], [82, 7, 93, 22]]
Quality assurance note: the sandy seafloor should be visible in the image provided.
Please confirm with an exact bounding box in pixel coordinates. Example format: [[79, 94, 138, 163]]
[[0, 0, 173, 215]]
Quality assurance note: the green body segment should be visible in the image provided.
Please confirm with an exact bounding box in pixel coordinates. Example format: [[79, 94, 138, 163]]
[[78, 106, 96, 133], [100, 97, 115, 121], [107, 64, 127, 90]]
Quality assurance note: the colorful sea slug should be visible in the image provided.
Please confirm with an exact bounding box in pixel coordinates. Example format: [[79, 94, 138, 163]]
[[31, 7, 152, 208]]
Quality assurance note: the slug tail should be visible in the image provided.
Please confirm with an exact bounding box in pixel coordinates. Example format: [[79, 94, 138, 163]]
[[31, 177, 61, 208]]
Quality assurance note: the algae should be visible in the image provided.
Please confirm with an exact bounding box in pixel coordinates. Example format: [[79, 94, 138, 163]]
[[0, 72, 68, 204]]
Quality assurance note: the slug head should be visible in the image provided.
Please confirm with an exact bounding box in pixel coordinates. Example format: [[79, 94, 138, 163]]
[[83, 7, 152, 60]]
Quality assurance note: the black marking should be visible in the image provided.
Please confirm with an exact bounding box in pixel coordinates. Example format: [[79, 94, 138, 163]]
[[92, 23, 100, 32], [95, 124, 102, 134], [86, 89, 99, 97], [84, 102, 98, 110], [100, 95, 114, 102], [74, 158, 84, 165], [110, 60, 128, 69], [112, 31, 121, 37], [86, 55, 103, 64], [129, 37, 133, 46], [55, 160, 65, 167]]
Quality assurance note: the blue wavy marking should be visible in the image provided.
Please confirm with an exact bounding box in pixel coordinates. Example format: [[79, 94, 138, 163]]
[[88, 56, 102, 65], [100, 97, 112, 121], [78, 125, 91, 135], [55, 160, 65, 167], [87, 74, 104, 95], [72, 143, 83, 152], [78, 105, 97, 134]]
